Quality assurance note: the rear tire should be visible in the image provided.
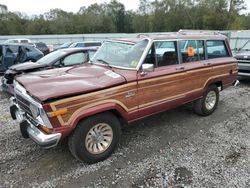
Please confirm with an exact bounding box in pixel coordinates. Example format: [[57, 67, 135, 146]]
[[68, 112, 121, 164], [194, 84, 219, 116]]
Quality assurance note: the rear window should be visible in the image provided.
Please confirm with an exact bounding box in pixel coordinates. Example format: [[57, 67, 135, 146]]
[[20, 40, 29, 43], [206, 40, 229, 59]]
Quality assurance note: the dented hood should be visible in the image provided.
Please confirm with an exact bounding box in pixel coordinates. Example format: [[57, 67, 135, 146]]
[[15, 64, 126, 102]]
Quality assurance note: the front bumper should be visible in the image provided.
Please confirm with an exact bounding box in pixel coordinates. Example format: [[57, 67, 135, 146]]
[[10, 97, 61, 148], [238, 62, 250, 77]]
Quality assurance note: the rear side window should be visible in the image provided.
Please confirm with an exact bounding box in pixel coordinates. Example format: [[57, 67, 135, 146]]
[[76, 43, 85, 47], [180, 40, 205, 63], [206, 40, 229, 59]]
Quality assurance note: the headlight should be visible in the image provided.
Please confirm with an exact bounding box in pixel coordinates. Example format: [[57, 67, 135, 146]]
[[30, 103, 39, 118]]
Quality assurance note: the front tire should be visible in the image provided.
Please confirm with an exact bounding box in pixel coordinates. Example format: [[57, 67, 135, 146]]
[[194, 84, 219, 116], [68, 112, 121, 164]]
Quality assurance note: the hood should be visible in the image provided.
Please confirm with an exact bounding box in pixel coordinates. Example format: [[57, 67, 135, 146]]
[[10, 62, 47, 72], [16, 64, 126, 102], [234, 51, 250, 59]]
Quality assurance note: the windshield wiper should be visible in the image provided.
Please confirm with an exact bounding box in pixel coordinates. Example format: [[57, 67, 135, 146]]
[[96, 59, 112, 68]]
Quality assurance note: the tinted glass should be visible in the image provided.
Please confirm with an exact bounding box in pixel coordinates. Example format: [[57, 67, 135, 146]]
[[206, 40, 229, 59], [75, 43, 85, 47], [35, 43, 47, 48]]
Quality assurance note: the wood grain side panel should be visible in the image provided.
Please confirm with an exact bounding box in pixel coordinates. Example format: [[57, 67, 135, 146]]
[[50, 82, 138, 126]]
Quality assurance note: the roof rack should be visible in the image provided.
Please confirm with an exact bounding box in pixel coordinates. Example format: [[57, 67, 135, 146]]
[[178, 29, 221, 35], [136, 32, 178, 38]]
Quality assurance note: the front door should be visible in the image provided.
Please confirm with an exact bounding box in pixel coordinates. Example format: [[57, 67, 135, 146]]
[[137, 40, 189, 117]]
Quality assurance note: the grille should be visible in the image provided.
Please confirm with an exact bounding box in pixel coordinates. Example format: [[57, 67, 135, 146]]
[[236, 58, 250, 63], [15, 93, 33, 116]]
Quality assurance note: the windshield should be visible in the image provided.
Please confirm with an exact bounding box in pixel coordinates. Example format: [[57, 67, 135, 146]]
[[37, 50, 66, 64], [241, 40, 250, 51], [91, 39, 149, 68]]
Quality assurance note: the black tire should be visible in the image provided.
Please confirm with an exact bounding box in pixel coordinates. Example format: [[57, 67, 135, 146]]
[[193, 84, 219, 116], [68, 112, 121, 164]]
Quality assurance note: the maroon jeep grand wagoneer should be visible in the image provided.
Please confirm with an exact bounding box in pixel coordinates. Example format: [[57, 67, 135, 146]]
[[10, 32, 238, 163]]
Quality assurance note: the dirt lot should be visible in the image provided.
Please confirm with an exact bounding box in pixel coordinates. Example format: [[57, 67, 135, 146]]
[[0, 79, 250, 188]]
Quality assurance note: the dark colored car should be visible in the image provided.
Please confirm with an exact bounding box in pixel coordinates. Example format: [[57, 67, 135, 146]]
[[0, 43, 44, 73], [233, 40, 250, 78], [32, 42, 50, 56], [2, 47, 98, 94]]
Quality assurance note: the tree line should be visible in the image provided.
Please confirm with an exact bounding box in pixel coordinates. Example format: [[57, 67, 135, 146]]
[[0, 0, 249, 35]]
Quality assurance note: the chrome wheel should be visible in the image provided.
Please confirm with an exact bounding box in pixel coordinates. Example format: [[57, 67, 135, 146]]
[[85, 123, 113, 154], [205, 90, 217, 110]]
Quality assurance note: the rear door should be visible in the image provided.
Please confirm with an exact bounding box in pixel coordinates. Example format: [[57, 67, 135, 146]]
[[178, 39, 213, 100]]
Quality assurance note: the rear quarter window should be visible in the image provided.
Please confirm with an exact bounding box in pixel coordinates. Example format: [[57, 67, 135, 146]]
[[206, 40, 229, 59]]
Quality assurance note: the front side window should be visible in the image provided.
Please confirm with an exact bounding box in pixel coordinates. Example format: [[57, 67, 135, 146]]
[[144, 41, 178, 67], [62, 52, 88, 66], [92, 40, 148, 68], [206, 40, 229, 59]]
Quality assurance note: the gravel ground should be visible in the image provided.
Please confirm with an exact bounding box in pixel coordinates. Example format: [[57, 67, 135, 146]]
[[0, 78, 250, 188]]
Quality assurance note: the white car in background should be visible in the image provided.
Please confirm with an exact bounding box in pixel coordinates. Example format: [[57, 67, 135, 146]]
[[4, 38, 32, 44]]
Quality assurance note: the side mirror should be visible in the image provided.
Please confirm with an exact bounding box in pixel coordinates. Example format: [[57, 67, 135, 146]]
[[142, 63, 154, 72]]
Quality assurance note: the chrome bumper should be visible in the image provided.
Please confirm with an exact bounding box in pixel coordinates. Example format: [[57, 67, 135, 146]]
[[238, 62, 250, 77], [21, 120, 61, 148], [10, 97, 61, 148]]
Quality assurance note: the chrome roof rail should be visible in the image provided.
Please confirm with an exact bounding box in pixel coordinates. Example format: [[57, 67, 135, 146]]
[[178, 29, 221, 35]]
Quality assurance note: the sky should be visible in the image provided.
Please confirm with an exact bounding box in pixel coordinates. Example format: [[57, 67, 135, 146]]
[[0, 0, 250, 16], [0, 0, 140, 15]]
